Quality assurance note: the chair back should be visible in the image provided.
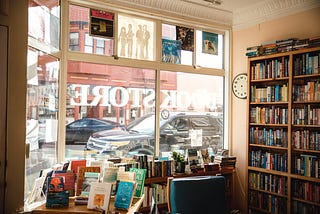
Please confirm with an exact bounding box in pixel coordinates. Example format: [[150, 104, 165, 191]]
[[167, 176, 228, 214]]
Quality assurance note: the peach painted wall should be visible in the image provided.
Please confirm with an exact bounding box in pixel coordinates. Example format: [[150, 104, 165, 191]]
[[231, 7, 320, 213]]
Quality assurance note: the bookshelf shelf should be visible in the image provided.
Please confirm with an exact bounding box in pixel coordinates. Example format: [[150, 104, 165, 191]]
[[247, 46, 320, 214]]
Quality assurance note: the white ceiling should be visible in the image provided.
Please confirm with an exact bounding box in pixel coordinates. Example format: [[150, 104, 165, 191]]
[[114, 0, 320, 29]]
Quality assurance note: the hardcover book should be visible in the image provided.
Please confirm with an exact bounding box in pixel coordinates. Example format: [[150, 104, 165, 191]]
[[76, 166, 101, 196], [129, 168, 146, 197], [114, 181, 136, 210], [81, 172, 100, 196], [87, 182, 113, 211]]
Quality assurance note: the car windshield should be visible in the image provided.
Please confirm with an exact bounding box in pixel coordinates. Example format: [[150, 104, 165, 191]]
[[128, 114, 155, 133]]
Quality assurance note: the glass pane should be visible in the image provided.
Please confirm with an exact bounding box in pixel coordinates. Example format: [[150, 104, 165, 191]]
[[159, 71, 224, 158], [28, 0, 60, 52], [118, 14, 156, 60], [66, 61, 156, 159], [196, 30, 224, 69], [162, 24, 194, 66], [25, 47, 59, 198], [69, 5, 114, 56]]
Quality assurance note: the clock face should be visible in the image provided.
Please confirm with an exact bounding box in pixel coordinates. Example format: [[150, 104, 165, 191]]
[[232, 73, 247, 99]]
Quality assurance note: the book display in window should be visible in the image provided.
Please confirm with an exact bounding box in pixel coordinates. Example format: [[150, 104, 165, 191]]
[[247, 46, 320, 214]]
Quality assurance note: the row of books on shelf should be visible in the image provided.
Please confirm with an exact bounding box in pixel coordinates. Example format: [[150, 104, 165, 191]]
[[249, 150, 288, 172], [292, 154, 319, 178], [249, 127, 288, 148], [293, 81, 320, 102], [292, 106, 320, 125], [292, 201, 320, 214], [250, 107, 288, 125], [248, 171, 287, 195], [248, 190, 287, 213], [292, 179, 320, 203], [249, 57, 289, 80], [292, 130, 320, 151], [250, 84, 288, 103], [293, 51, 320, 76], [246, 37, 320, 58]]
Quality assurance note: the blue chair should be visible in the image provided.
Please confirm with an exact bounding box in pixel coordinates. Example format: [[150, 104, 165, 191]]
[[167, 176, 229, 214]]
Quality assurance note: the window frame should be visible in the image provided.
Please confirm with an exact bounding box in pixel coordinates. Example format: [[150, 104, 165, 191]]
[[56, 0, 230, 160]]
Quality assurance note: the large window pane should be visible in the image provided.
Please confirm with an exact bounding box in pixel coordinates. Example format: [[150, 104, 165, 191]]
[[66, 62, 156, 159], [28, 0, 60, 52], [159, 71, 224, 157], [69, 5, 114, 56], [25, 47, 59, 198], [118, 14, 156, 60]]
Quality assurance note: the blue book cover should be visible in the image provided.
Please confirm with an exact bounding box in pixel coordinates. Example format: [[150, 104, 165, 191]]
[[114, 181, 136, 210], [162, 38, 181, 64]]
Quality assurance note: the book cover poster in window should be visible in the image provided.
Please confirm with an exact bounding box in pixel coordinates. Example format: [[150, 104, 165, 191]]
[[176, 26, 194, 52], [162, 39, 181, 64], [202, 31, 218, 55], [90, 9, 114, 38]]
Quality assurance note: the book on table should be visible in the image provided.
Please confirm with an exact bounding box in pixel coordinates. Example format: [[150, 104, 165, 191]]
[[81, 172, 100, 196], [114, 180, 136, 210], [87, 182, 113, 211], [129, 168, 147, 197]]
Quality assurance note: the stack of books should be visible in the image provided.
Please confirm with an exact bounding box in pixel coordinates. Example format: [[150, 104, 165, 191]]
[[246, 45, 263, 57], [276, 38, 296, 53], [308, 36, 320, 48], [214, 156, 237, 169], [293, 38, 309, 50], [261, 41, 277, 55]]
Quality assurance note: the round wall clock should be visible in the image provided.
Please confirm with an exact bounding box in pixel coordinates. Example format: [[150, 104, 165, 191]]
[[232, 73, 247, 99]]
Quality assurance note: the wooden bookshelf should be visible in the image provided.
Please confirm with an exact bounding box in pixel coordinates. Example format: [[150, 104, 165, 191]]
[[247, 46, 320, 214]]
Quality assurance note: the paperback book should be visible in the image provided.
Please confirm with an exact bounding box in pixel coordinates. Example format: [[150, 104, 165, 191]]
[[114, 181, 136, 210], [87, 182, 113, 211]]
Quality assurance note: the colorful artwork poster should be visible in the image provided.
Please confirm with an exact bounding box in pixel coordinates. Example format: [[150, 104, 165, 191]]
[[202, 31, 218, 55], [176, 26, 194, 51], [90, 9, 114, 38], [162, 38, 181, 64]]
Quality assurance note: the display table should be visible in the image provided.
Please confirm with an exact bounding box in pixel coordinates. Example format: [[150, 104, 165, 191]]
[[31, 195, 144, 214]]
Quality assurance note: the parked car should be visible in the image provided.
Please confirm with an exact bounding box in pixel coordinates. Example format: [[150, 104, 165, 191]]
[[85, 112, 223, 156], [65, 118, 125, 144]]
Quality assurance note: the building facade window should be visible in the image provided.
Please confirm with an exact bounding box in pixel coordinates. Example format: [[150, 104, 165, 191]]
[[69, 32, 79, 51]]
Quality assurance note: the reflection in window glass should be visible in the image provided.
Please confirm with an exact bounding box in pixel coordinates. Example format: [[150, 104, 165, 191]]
[[25, 47, 59, 198], [66, 61, 156, 159], [28, 0, 60, 52], [69, 32, 79, 51], [69, 5, 114, 56], [162, 24, 194, 66], [118, 14, 155, 60], [96, 38, 105, 54], [196, 30, 224, 69], [159, 71, 224, 156]]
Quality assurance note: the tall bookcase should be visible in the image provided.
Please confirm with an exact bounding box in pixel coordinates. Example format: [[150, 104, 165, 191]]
[[247, 47, 320, 214]]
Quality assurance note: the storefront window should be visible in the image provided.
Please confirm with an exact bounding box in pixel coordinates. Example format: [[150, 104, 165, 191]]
[[159, 71, 224, 156], [66, 61, 156, 159], [26, 0, 60, 201], [25, 47, 59, 198]]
